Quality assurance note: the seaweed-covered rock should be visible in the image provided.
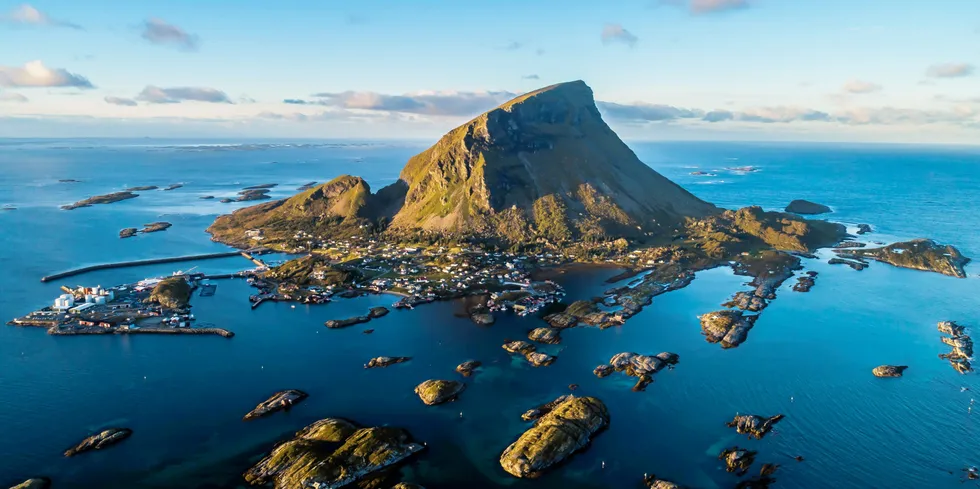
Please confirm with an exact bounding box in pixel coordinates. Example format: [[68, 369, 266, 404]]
[[325, 316, 371, 329], [726, 414, 784, 440], [528, 327, 561, 344], [64, 428, 132, 457], [456, 360, 481, 377], [785, 200, 831, 215], [856, 224, 872, 235], [872, 365, 907, 378], [244, 419, 422, 489], [700, 310, 756, 348], [471, 313, 495, 325], [499, 396, 609, 478], [414, 380, 465, 405], [521, 394, 573, 421], [365, 357, 411, 369], [719, 446, 757, 475], [244, 390, 308, 420], [503, 340, 536, 354], [735, 463, 779, 489]]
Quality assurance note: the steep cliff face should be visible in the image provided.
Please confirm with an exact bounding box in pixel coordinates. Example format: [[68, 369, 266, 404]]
[[388, 80, 718, 242]]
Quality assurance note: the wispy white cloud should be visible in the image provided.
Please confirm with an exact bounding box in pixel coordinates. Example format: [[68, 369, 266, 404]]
[[658, 0, 750, 15], [141, 18, 199, 51], [0, 91, 28, 102], [842, 79, 882, 94], [0, 61, 93, 88], [104, 96, 137, 106], [601, 24, 638, 47], [597, 101, 703, 121], [1, 4, 81, 29], [303, 90, 518, 116], [136, 86, 231, 104], [926, 63, 975, 78]]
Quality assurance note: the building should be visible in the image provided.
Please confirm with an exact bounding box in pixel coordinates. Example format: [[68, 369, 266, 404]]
[[53, 293, 75, 310]]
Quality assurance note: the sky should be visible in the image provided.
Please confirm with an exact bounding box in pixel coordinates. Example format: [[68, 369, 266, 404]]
[[1, 0, 979, 143]]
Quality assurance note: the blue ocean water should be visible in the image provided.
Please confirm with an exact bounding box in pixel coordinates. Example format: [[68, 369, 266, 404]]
[[0, 139, 978, 489]]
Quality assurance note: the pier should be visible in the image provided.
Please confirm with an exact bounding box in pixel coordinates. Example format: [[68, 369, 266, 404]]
[[40, 248, 267, 282]]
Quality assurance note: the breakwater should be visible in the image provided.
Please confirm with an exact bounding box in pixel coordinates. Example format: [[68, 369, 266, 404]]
[[40, 250, 265, 282], [49, 326, 234, 338]]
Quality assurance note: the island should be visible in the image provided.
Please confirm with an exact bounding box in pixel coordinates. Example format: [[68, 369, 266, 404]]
[[200, 195, 215, 200], [414, 380, 465, 405], [125, 185, 158, 191], [244, 418, 423, 488], [836, 239, 970, 278], [243, 390, 308, 420], [243, 183, 278, 190], [164, 183, 184, 191], [594, 351, 679, 391], [872, 365, 907, 377], [61, 191, 138, 210], [499, 395, 608, 478], [726, 414, 784, 439], [938, 321, 973, 373], [785, 199, 832, 215], [140, 221, 172, 233], [297, 181, 318, 191], [9, 479, 50, 489], [64, 428, 132, 457], [365, 356, 411, 368], [119, 227, 138, 238]]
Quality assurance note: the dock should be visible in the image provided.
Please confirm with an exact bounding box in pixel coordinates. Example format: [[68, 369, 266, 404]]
[[40, 248, 268, 282]]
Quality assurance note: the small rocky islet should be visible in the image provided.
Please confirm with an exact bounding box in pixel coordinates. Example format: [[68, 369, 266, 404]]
[[872, 365, 908, 378], [938, 320, 973, 373], [785, 199, 832, 215], [244, 418, 423, 489], [364, 356, 411, 369], [243, 390, 308, 421], [414, 380, 465, 405], [8, 479, 50, 489], [726, 414, 784, 440], [500, 395, 609, 478], [61, 191, 139, 210], [63, 428, 132, 457], [835, 239, 970, 278], [594, 351, 679, 391], [455, 360, 481, 377], [502, 340, 556, 367]]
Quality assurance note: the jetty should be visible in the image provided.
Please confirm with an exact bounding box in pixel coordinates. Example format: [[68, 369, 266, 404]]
[[40, 249, 268, 282]]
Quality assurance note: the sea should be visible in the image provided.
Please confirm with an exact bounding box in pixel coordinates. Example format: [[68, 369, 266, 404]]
[[0, 138, 978, 489]]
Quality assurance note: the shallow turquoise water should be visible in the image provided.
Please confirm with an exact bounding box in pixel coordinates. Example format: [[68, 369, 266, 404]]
[[0, 139, 978, 488]]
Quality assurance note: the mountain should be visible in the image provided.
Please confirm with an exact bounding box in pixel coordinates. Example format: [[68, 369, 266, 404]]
[[388, 80, 717, 243], [208, 80, 720, 248]]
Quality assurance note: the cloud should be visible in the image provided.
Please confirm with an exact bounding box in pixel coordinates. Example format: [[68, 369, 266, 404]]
[[0, 61, 93, 88], [1, 4, 81, 29], [0, 91, 28, 102], [734, 106, 833, 123], [522, 74, 540, 80], [926, 63, 975, 78], [141, 18, 199, 51], [601, 24, 638, 47], [536, 48, 546, 56], [283, 98, 315, 105], [597, 101, 703, 122], [136, 86, 231, 104], [501, 41, 525, 50], [659, 0, 750, 14], [104, 96, 137, 106], [842, 79, 882, 94], [306, 90, 518, 116], [238, 95, 256, 104]]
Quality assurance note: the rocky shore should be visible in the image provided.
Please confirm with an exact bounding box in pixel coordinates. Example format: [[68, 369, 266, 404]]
[[61, 191, 138, 210], [119, 227, 138, 238], [414, 380, 465, 405], [502, 340, 555, 367], [719, 446, 757, 475], [64, 428, 132, 457], [594, 352, 679, 391], [243, 390, 308, 420], [456, 360, 481, 377], [836, 239, 970, 278], [828, 257, 868, 271], [140, 221, 172, 233], [938, 321, 973, 373], [244, 418, 423, 489], [792, 271, 817, 292], [499, 396, 608, 478], [8, 479, 50, 489]]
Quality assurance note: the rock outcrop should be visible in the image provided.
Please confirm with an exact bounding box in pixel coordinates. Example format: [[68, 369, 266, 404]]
[[244, 418, 423, 489], [700, 310, 757, 348], [719, 446, 757, 475], [8, 479, 50, 489], [726, 414, 784, 440], [368, 306, 390, 318], [414, 380, 465, 405], [643, 475, 687, 489], [938, 321, 973, 373], [792, 271, 817, 292], [499, 396, 609, 478], [836, 239, 970, 278], [595, 352, 679, 391], [785, 200, 831, 215], [325, 316, 371, 329], [521, 394, 574, 421], [243, 390, 308, 420], [456, 360, 481, 377], [365, 356, 411, 369], [64, 428, 132, 457], [528, 327, 561, 344], [147, 277, 192, 310], [872, 365, 908, 378]]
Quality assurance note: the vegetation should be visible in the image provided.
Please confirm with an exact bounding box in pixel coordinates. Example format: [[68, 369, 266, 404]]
[[842, 239, 970, 278], [148, 277, 191, 310], [266, 255, 361, 286]]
